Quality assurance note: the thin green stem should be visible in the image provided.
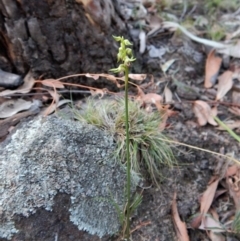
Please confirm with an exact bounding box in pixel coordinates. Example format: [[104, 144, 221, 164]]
[[124, 67, 131, 240], [214, 116, 240, 143]]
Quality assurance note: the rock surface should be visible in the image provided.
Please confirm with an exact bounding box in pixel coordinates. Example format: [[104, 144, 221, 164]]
[[0, 115, 138, 240]]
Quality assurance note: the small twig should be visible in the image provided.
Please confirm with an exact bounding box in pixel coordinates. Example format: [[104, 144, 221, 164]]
[[130, 221, 151, 234], [3, 90, 92, 97]]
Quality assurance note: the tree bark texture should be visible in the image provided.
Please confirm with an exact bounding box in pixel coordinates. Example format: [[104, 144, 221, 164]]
[[0, 0, 129, 86]]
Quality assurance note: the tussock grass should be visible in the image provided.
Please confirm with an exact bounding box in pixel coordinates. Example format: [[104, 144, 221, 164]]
[[74, 97, 176, 185]]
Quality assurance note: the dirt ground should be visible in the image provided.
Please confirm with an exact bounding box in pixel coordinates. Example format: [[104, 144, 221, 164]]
[[115, 1, 240, 240]]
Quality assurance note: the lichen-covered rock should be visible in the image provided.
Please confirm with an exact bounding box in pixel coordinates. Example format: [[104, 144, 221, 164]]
[[0, 115, 138, 240]]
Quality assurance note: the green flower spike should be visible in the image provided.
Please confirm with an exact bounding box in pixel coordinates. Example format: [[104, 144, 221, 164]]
[[110, 36, 136, 73], [110, 36, 136, 241]]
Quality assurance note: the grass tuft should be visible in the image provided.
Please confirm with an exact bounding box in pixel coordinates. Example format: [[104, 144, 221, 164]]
[[74, 97, 175, 186]]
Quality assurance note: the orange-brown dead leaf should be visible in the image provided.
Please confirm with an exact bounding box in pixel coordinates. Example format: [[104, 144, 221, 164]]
[[193, 100, 217, 126], [204, 49, 222, 88], [41, 79, 65, 89], [136, 86, 163, 108], [172, 192, 190, 241], [216, 70, 233, 100]]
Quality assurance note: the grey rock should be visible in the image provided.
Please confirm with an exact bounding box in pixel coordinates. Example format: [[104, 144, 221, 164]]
[[0, 115, 138, 239]]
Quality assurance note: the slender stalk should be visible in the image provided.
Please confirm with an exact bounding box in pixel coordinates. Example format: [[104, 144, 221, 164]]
[[124, 67, 131, 240], [110, 36, 136, 240], [214, 116, 240, 143]]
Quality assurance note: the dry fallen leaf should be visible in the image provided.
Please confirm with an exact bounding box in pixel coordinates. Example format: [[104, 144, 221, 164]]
[[202, 209, 226, 241], [204, 49, 222, 88], [200, 177, 220, 220], [90, 88, 107, 98], [225, 164, 239, 178], [199, 211, 225, 233], [0, 99, 33, 118], [0, 71, 35, 96], [172, 192, 190, 241], [216, 70, 233, 100], [225, 164, 240, 209], [136, 86, 163, 107], [218, 40, 240, 58], [209, 231, 225, 241], [192, 177, 220, 229], [147, 14, 162, 36], [160, 59, 176, 74], [85, 73, 100, 80], [139, 30, 146, 54], [232, 91, 240, 105], [41, 79, 65, 89], [193, 100, 217, 126], [229, 91, 240, 116], [228, 107, 240, 116], [141, 93, 163, 110], [164, 87, 173, 103], [128, 74, 147, 82], [217, 120, 240, 130]]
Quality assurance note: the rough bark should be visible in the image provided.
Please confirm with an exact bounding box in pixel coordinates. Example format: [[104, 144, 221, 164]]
[[0, 0, 129, 87]]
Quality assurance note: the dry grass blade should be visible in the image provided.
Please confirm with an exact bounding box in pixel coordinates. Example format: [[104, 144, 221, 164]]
[[172, 192, 190, 241]]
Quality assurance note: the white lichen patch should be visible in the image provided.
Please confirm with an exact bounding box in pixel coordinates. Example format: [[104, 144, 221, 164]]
[[0, 115, 138, 239]]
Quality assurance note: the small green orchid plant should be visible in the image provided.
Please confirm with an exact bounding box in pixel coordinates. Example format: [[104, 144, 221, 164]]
[[110, 36, 136, 240]]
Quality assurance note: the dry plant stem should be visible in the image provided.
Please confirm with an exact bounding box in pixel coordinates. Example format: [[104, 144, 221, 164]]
[[125, 67, 131, 240], [159, 137, 240, 164]]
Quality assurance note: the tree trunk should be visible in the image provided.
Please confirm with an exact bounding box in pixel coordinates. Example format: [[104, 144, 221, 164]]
[[0, 0, 130, 86]]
